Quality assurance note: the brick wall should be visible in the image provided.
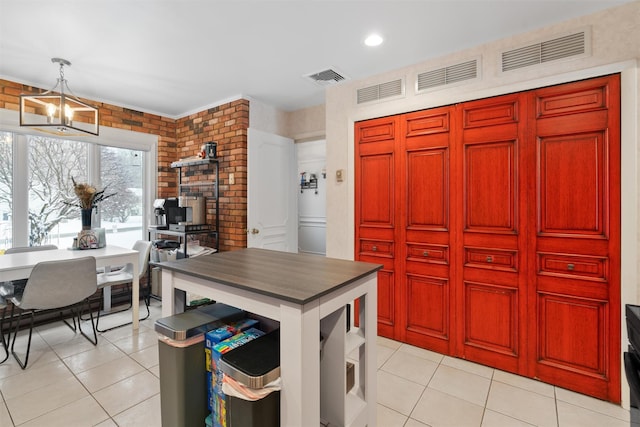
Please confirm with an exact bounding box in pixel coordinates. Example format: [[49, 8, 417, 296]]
[[175, 100, 249, 251], [0, 79, 248, 251]]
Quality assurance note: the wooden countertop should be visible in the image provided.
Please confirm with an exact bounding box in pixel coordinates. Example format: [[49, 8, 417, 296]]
[[153, 248, 382, 304]]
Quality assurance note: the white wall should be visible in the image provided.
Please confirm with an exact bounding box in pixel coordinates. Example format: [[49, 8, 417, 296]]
[[324, 0, 640, 407], [249, 97, 325, 142]]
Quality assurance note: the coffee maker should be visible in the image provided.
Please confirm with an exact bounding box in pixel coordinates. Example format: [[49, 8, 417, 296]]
[[150, 198, 177, 230], [150, 199, 168, 229]]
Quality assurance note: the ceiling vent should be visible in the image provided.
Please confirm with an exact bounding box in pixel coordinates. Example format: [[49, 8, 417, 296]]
[[416, 59, 479, 93], [501, 28, 590, 72], [357, 78, 404, 104], [304, 68, 348, 87]]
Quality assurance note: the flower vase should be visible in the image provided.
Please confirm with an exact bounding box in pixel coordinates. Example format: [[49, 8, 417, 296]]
[[81, 208, 93, 230]]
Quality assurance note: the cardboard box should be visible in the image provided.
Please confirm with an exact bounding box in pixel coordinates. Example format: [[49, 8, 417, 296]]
[[205, 319, 260, 412], [205, 319, 259, 372], [209, 328, 265, 427]]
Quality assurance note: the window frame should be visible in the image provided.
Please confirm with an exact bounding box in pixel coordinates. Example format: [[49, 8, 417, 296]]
[[0, 108, 158, 248]]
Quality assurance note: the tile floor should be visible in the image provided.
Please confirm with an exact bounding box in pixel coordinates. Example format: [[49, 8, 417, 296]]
[[0, 300, 631, 427]]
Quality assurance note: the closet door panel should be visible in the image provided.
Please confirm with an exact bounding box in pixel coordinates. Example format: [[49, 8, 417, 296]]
[[464, 140, 517, 232], [375, 268, 396, 335], [406, 275, 450, 343], [359, 154, 395, 227], [538, 132, 607, 237], [463, 281, 519, 357], [537, 294, 607, 375], [463, 99, 518, 128], [407, 149, 448, 231]]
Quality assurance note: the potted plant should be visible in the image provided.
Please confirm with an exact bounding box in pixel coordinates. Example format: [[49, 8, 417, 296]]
[[67, 177, 116, 230]]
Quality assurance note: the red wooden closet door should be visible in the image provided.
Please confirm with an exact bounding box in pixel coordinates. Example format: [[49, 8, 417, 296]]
[[353, 74, 621, 403], [529, 75, 621, 402], [355, 116, 400, 338], [402, 108, 454, 354], [456, 94, 529, 373]]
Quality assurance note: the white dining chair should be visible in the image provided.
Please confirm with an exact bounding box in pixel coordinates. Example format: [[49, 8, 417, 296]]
[[0, 244, 60, 361], [9, 256, 98, 369], [95, 240, 152, 332]]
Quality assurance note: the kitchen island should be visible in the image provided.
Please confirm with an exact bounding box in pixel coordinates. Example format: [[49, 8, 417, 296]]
[[156, 248, 381, 427]]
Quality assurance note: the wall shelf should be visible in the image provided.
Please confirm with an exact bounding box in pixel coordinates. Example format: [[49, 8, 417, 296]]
[[170, 157, 216, 168], [151, 158, 220, 255]]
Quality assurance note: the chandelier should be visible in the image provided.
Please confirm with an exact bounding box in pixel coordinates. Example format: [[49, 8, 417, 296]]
[[20, 58, 99, 136]]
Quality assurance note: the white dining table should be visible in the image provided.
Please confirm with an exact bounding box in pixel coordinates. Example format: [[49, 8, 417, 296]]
[[0, 245, 140, 330]]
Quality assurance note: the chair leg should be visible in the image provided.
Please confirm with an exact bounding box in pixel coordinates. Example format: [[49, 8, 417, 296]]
[[10, 309, 35, 370], [81, 285, 133, 322], [62, 306, 79, 333], [93, 286, 139, 332], [95, 288, 104, 332], [95, 287, 151, 333], [0, 306, 9, 364], [141, 281, 151, 320], [77, 299, 98, 345]]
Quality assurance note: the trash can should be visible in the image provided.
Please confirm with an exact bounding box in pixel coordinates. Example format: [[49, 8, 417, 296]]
[[220, 329, 281, 427], [155, 303, 245, 427]]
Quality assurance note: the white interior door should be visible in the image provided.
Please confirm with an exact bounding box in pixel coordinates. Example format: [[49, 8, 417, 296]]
[[247, 128, 297, 252]]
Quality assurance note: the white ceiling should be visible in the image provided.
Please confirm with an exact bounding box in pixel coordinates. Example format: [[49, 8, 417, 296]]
[[0, 0, 631, 118]]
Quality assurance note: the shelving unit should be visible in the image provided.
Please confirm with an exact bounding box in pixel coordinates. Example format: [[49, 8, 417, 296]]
[[150, 158, 219, 256], [320, 296, 372, 427]]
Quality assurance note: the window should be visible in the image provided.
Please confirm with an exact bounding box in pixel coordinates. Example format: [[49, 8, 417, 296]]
[[100, 146, 144, 248], [28, 135, 88, 247], [2, 131, 150, 250]]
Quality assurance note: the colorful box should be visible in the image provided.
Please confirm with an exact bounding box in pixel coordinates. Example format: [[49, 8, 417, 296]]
[[210, 328, 265, 427], [205, 320, 260, 411], [205, 318, 259, 372]]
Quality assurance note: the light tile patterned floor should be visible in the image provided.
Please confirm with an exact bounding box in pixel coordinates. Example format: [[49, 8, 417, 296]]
[[0, 300, 631, 426]]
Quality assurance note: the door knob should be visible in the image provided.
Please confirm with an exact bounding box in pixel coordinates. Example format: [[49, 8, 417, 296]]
[[251, 228, 259, 235]]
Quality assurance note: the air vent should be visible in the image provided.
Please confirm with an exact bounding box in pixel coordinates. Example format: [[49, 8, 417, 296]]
[[304, 68, 348, 87], [416, 59, 479, 92], [357, 79, 404, 104], [501, 29, 589, 72]]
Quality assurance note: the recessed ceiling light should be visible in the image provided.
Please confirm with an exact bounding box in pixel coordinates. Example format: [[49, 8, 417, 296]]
[[364, 34, 383, 47]]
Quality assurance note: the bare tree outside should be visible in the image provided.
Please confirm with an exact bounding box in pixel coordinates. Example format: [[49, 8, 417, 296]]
[[0, 132, 12, 248], [28, 136, 87, 245], [101, 146, 142, 223]]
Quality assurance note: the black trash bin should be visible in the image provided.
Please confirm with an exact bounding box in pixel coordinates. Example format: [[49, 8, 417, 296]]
[[220, 329, 281, 427], [155, 303, 244, 427]]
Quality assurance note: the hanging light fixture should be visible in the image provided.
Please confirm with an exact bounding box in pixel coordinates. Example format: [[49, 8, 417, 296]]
[[20, 57, 99, 136]]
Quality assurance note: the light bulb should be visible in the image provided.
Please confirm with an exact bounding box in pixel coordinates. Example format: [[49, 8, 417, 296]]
[[46, 103, 57, 123], [64, 104, 74, 125]]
